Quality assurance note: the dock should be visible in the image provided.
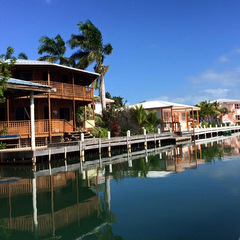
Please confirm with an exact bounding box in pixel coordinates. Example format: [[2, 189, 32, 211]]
[[0, 125, 240, 164]]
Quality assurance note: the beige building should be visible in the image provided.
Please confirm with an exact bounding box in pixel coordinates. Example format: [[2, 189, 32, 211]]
[[133, 100, 200, 131]]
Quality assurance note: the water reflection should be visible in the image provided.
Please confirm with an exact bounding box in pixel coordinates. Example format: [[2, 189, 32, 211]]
[[0, 134, 240, 239]]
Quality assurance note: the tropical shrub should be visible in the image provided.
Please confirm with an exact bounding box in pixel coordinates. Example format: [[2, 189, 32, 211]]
[[111, 123, 120, 137]]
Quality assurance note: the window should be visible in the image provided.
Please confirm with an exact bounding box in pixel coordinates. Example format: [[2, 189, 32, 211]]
[[235, 104, 240, 109], [60, 108, 70, 121], [16, 107, 30, 120], [62, 75, 68, 83], [236, 115, 240, 120], [43, 72, 48, 81], [0, 108, 5, 121], [15, 70, 33, 81], [182, 113, 186, 121]]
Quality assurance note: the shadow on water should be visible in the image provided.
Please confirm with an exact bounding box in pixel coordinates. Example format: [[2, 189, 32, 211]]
[[0, 134, 240, 239]]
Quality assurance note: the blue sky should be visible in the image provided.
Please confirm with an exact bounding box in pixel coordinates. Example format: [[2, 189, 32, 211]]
[[1, 0, 240, 105]]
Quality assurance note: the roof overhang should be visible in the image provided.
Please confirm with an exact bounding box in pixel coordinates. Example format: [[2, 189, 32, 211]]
[[4, 78, 53, 97], [10, 60, 100, 86]]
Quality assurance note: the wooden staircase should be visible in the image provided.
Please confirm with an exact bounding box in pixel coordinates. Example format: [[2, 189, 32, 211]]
[[64, 131, 94, 141]]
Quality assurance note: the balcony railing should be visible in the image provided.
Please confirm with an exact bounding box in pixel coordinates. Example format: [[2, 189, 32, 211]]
[[33, 81, 93, 100], [0, 120, 74, 137]]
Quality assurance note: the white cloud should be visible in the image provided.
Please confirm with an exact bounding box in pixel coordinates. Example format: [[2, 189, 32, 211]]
[[218, 55, 229, 63], [189, 67, 240, 87], [201, 88, 229, 96]]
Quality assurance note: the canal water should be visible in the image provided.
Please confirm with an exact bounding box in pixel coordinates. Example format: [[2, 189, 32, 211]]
[[1, 134, 240, 240]]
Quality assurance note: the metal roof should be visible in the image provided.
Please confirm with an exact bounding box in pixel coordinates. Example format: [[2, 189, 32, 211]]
[[133, 100, 200, 111], [3, 77, 53, 97], [8, 59, 100, 77], [214, 99, 240, 103], [7, 78, 52, 89]]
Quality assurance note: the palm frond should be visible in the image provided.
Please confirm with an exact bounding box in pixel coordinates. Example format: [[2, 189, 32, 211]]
[[103, 44, 113, 55], [18, 52, 28, 60]]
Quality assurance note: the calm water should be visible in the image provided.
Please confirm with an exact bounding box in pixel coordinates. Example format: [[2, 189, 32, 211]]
[[1, 135, 240, 240]]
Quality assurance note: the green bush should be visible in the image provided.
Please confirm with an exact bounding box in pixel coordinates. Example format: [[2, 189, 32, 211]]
[[91, 127, 109, 138], [201, 121, 209, 128], [100, 127, 108, 138]]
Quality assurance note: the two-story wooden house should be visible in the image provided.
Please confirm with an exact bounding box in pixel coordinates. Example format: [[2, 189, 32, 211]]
[[0, 60, 99, 146]]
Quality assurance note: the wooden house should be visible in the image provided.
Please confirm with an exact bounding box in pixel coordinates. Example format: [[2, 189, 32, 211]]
[[133, 100, 200, 131], [0, 60, 99, 146]]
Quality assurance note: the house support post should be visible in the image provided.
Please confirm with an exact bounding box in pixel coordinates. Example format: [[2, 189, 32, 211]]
[[72, 74, 76, 131], [48, 70, 52, 143], [197, 110, 199, 128], [7, 98, 9, 129], [73, 100, 76, 131], [30, 92, 36, 151]]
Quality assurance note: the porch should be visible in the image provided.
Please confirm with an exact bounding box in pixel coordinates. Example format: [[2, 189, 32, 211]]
[[0, 119, 74, 138]]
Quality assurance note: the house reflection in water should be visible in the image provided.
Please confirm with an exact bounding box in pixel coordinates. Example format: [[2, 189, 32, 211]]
[[0, 135, 239, 239], [0, 169, 113, 239]]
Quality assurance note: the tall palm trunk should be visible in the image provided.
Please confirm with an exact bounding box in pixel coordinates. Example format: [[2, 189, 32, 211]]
[[100, 74, 106, 110]]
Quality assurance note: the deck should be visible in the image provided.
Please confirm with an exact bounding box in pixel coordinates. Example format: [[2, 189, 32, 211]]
[[0, 119, 74, 138], [33, 81, 93, 101], [0, 125, 240, 163]]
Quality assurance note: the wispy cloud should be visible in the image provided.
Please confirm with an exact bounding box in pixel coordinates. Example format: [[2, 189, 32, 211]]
[[189, 68, 240, 87], [201, 88, 229, 96], [218, 55, 229, 63]]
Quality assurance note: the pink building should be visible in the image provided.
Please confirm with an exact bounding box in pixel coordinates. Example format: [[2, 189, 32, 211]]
[[216, 99, 240, 124]]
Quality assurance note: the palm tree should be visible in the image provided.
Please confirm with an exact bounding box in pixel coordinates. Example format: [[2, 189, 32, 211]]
[[132, 105, 148, 129], [37, 34, 70, 65], [5, 46, 14, 59], [68, 20, 113, 110], [18, 52, 28, 60]]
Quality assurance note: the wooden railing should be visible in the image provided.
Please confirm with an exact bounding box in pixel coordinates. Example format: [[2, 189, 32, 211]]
[[33, 81, 93, 100], [0, 119, 74, 136]]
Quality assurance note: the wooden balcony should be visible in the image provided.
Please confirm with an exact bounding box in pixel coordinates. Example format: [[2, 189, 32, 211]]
[[32, 81, 93, 101], [0, 120, 74, 138]]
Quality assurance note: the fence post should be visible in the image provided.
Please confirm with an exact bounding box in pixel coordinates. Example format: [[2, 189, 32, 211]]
[[157, 128, 161, 147], [80, 134, 85, 162], [64, 147, 67, 171], [108, 131, 111, 157], [143, 128, 147, 150], [127, 130, 131, 153]]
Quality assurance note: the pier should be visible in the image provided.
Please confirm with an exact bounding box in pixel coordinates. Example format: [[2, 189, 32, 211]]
[[0, 125, 240, 164]]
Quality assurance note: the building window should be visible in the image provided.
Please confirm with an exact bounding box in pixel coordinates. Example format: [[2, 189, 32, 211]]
[[0, 108, 5, 121], [236, 115, 240, 120], [62, 75, 68, 83], [182, 113, 186, 121], [43, 72, 48, 81], [15, 70, 33, 81], [235, 104, 240, 109], [16, 107, 30, 120], [60, 108, 70, 121]]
